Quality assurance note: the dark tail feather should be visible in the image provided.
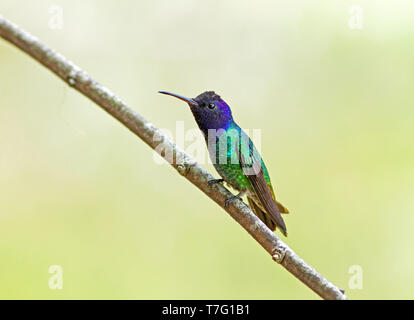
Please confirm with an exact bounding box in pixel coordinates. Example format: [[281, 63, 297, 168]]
[[247, 197, 288, 236]]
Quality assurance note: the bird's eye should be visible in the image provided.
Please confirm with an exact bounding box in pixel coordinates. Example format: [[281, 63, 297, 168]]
[[208, 103, 216, 109]]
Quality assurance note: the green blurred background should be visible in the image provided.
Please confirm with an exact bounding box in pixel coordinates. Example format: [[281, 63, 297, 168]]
[[1, 0, 413, 299]]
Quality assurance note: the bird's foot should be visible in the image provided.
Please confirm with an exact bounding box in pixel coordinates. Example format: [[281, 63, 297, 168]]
[[224, 191, 246, 208], [208, 178, 224, 186]]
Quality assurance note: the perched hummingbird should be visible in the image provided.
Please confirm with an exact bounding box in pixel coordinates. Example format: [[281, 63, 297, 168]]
[[159, 91, 289, 236]]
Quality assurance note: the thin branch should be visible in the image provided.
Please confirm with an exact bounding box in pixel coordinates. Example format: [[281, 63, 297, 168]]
[[0, 15, 347, 300]]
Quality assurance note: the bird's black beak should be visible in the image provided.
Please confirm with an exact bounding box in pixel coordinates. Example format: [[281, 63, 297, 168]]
[[159, 91, 198, 107]]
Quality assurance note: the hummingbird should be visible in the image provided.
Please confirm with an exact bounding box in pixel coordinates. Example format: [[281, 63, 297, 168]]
[[159, 90, 289, 236]]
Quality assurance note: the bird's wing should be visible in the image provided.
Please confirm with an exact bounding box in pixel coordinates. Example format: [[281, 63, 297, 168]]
[[239, 144, 287, 236]]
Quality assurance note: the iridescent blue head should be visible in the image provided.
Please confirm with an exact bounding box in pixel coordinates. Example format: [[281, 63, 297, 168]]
[[159, 91, 234, 135]]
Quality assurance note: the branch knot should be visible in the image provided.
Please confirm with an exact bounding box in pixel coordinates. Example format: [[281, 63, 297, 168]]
[[272, 246, 287, 264]]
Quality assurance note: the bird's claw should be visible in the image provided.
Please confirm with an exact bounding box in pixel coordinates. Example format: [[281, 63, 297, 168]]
[[208, 179, 224, 186], [224, 195, 242, 208]]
